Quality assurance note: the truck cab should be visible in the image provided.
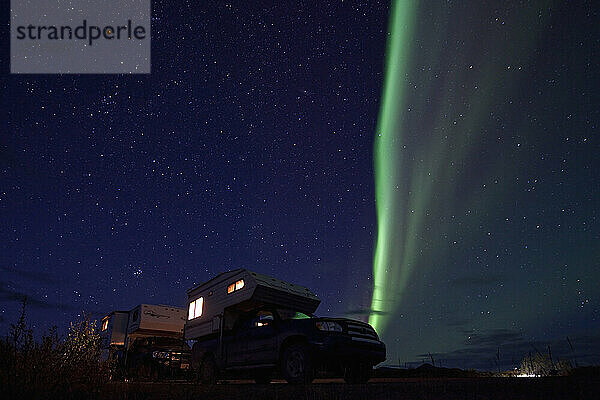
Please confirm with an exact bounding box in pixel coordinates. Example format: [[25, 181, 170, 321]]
[[185, 269, 385, 384]]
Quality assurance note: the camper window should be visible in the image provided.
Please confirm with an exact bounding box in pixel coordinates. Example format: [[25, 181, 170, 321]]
[[101, 318, 109, 331], [188, 297, 204, 320], [227, 279, 245, 294]]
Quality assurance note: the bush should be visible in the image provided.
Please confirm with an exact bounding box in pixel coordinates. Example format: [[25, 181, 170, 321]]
[[518, 353, 572, 377], [0, 300, 111, 399]]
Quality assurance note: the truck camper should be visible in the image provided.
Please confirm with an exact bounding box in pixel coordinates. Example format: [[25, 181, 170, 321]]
[[185, 269, 385, 384], [100, 304, 190, 379]]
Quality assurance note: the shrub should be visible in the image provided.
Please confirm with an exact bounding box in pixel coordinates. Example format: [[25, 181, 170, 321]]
[[0, 300, 111, 399], [518, 353, 572, 377]]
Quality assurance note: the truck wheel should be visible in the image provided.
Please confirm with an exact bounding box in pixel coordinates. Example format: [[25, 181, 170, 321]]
[[343, 363, 372, 384], [200, 355, 218, 384], [281, 344, 313, 384]]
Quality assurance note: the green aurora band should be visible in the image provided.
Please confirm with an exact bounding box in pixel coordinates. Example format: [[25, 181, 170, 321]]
[[369, 1, 551, 336], [369, 0, 417, 333]]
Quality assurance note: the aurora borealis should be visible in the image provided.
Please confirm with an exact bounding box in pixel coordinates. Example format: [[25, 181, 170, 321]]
[[368, 0, 598, 367], [369, 0, 550, 332], [369, 0, 416, 333]]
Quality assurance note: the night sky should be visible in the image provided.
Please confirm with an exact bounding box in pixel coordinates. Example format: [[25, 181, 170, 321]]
[[1, 1, 598, 370]]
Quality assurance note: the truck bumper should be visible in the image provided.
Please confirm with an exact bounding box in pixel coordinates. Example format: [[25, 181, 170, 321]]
[[309, 335, 386, 365]]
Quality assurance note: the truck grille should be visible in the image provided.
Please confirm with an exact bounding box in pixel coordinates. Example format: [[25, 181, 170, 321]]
[[346, 322, 378, 341]]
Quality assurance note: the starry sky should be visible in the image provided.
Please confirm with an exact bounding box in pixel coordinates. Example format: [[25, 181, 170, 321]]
[[1, 1, 598, 370]]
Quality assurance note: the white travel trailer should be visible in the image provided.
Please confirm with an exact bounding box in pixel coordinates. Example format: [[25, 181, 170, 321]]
[[184, 269, 320, 340]]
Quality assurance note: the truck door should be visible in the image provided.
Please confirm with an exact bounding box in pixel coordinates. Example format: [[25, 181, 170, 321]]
[[226, 328, 247, 366], [244, 310, 278, 365]]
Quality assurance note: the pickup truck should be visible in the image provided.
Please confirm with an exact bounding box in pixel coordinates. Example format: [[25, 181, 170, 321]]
[[192, 307, 385, 383]]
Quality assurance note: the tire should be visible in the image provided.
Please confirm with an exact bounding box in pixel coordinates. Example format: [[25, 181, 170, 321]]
[[281, 344, 313, 384], [343, 363, 372, 384], [200, 355, 218, 384]]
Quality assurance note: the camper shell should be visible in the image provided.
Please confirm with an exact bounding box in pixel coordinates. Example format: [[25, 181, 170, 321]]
[[101, 304, 186, 349], [185, 268, 320, 340], [100, 304, 190, 379], [100, 310, 129, 348], [125, 304, 186, 346]]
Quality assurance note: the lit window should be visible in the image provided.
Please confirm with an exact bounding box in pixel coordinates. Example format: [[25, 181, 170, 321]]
[[102, 318, 109, 331], [188, 297, 204, 320], [188, 301, 195, 320], [228, 279, 245, 294], [195, 297, 204, 318]]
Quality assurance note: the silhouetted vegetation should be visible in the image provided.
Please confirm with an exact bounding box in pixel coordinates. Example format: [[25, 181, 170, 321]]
[[519, 353, 572, 376], [0, 300, 111, 399]]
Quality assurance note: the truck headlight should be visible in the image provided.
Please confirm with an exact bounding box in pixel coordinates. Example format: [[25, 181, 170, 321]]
[[316, 321, 343, 332], [152, 351, 170, 359]]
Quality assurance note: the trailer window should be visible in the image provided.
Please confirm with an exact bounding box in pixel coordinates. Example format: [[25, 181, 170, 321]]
[[101, 318, 109, 331], [227, 279, 245, 294], [188, 297, 204, 320]]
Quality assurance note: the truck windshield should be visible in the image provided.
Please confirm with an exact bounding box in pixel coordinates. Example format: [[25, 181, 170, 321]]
[[277, 309, 312, 320]]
